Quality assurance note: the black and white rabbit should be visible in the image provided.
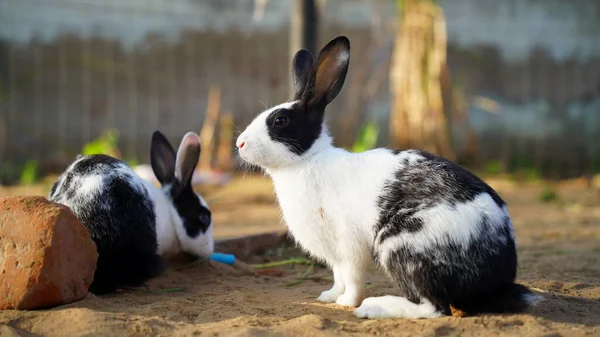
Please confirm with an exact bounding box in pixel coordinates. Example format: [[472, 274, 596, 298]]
[[49, 131, 214, 294], [235, 36, 539, 318]]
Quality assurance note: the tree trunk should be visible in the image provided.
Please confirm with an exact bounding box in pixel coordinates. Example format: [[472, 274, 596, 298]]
[[389, 0, 455, 159]]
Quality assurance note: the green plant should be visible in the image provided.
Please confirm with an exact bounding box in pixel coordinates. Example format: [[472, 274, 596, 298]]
[[483, 160, 504, 175], [19, 160, 40, 185], [125, 157, 139, 168], [537, 186, 559, 203], [352, 122, 379, 153], [509, 167, 542, 183], [520, 167, 542, 182], [82, 128, 121, 158]]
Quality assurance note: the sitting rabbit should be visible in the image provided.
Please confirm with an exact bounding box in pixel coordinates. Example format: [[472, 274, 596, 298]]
[[235, 36, 538, 318]]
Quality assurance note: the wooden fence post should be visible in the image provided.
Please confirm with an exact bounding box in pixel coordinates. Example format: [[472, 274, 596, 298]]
[[289, 0, 319, 98]]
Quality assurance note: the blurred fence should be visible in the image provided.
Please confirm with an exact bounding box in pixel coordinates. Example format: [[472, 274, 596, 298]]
[[1, 0, 600, 183]]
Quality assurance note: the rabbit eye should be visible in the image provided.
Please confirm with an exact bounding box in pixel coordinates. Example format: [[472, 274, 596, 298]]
[[199, 213, 211, 225], [273, 116, 289, 127]]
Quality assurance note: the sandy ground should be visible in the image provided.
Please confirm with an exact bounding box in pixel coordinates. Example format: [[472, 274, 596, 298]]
[[1, 175, 599, 336]]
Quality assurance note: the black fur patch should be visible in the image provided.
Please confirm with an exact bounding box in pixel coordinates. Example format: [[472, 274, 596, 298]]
[[375, 214, 519, 315], [49, 180, 59, 197], [265, 104, 323, 156], [372, 149, 533, 315], [70, 153, 123, 173], [50, 154, 164, 294], [170, 184, 212, 238], [375, 150, 505, 243]]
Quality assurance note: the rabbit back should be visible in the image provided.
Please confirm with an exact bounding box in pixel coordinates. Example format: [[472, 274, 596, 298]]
[[373, 149, 528, 315], [50, 154, 164, 294]]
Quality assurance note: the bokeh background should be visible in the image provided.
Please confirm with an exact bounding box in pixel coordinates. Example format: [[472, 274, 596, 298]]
[[1, 0, 600, 184], [1, 2, 600, 335]]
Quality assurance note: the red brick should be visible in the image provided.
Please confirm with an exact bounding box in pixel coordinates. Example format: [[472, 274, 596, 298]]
[[0, 196, 98, 310]]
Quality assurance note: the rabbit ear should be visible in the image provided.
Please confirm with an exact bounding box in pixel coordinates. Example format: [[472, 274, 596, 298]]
[[301, 36, 350, 109], [150, 131, 177, 186], [174, 132, 201, 188], [292, 49, 314, 100]]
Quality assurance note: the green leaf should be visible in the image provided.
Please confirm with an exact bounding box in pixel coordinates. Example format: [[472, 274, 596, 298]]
[[352, 122, 379, 153], [82, 128, 120, 157], [19, 160, 40, 185]]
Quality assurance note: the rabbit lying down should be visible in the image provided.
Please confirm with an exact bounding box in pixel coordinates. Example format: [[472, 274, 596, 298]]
[[235, 36, 540, 319], [49, 131, 214, 294]]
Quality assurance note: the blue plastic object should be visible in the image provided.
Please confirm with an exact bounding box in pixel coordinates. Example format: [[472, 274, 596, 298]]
[[209, 252, 236, 265]]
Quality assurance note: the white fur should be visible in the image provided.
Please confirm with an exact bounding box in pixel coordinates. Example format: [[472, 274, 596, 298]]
[[78, 174, 103, 196], [396, 150, 426, 166], [237, 106, 403, 308], [337, 51, 350, 66], [376, 193, 508, 270], [52, 157, 214, 259], [236, 99, 515, 318], [141, 181, 179, 255], [173, 192, 214, 257], [236, 102, 335, 169], [138, 176, 214, 258], [236, 37, 526, 319], [354, 296, 442, 319], [237, 102, 300, 169], [144, 130, 215, 258]]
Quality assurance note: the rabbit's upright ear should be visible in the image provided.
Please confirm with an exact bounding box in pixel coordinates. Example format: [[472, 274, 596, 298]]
[[174, 132, 201, 189], [292, 49, 314, 100], [150, 131, 177, 186], [301, 36, 350, 109]]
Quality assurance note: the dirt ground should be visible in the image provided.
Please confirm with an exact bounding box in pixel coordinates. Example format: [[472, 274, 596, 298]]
[[1, 175, 599, 337]]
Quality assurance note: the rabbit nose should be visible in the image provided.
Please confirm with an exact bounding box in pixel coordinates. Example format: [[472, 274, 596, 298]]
[[237, 141, 245, 149]]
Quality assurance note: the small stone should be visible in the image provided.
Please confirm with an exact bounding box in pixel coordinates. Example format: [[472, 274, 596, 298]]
[[450, 304, 468, 317], [0, 196, 98, 310]]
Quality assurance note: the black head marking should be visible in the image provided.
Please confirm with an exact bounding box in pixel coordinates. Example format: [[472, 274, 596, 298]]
[[265, 36, 351, 156], [170, 185, 211, 238], [265, 104, 323, 155], [150, 130, 208, 237]]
